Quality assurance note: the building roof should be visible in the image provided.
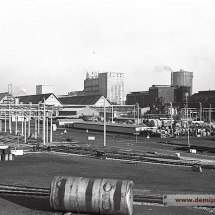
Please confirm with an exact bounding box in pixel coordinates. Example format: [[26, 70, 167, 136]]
[[58, 95, 105, 105], [0, 92, 9, 101], [17, 93, 60, 104], [189, 90, 215, 102]]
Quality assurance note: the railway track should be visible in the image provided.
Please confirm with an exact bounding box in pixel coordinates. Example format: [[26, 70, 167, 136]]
[[46, 145, 215, 169], [0, 184, 163, 204]]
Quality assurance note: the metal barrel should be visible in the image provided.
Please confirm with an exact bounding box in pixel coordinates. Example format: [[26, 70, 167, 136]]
[[1, 154, 9, 161], [49, 176, 134, 215], [8, 154, 14, 161]]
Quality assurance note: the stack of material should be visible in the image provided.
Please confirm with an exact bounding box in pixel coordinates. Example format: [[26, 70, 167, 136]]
[[0, 145, 14, 161]]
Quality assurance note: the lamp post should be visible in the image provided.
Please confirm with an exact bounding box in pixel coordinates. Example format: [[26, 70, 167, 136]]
[[185, 93, 190, 147], [136, 103, 139, 125], [111, 105, 114, 123], [43, 98, 46, 145], [103, 98, 106, 147], [209, 104, 212, 136], [170, 102, 173, 136]]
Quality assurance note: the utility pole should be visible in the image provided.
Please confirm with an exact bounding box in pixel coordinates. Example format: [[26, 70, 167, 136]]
[[103, 98, 106, 147], [43, 98, 46, 145], [170, 102, 173, 136], [209, 104, 212, 136], [185, 93, 190, 147]]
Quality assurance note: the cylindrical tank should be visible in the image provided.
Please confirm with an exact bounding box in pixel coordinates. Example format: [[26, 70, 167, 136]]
[[49, 176, 134, 215], [1, 154, 9, 161], [8, 154, 14, 161], [149, 119, 161, 127], [172, 71, 193, 94]]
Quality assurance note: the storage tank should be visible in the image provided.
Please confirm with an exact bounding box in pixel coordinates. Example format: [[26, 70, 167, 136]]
[[149, 119, 162, 127], [172, 70, 193, 95]]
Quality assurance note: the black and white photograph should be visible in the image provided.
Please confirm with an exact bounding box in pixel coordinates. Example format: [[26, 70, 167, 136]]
[[0, 0, 215, 214]]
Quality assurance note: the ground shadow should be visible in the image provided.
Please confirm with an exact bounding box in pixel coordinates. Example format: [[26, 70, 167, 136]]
[[0, 194, 99, 215], [0, 194, 52, 212]]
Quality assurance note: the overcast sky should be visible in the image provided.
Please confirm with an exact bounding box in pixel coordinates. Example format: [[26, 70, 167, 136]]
[[0, 0, 214, 96]]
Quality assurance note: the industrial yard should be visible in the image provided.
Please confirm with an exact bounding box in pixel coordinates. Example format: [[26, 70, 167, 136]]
[[1, 126, 215, 215]]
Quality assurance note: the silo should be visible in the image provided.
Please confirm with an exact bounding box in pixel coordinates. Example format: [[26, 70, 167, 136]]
[[172, 70, 193, 95]]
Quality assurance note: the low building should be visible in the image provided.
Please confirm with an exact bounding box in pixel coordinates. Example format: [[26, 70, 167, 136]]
[[58, 95, 111, 107], [17, 93, 62, 106]]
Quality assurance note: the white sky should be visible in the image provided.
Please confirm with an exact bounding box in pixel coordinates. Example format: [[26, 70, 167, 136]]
[[0, 0, 214, 96]]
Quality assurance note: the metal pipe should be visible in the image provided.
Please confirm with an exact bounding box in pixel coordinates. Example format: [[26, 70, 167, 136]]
[[46, 117, 49, 143], [170, 102, 173, 136], [34, 117, 37, 139], [21, 115, 24, 135], [185, 93, 190, 147], [136, 103, 139, 125], [104, 98, 106, 147], [15, 114, 17, 135], [38, 102, 40, 135], [4, 114, 6, 132], [112, 105, 114, 123], [28, 116, 31, 137], [50, 113, 53, 143], [209, 104, 212, 136], [9, 103, 11, 133], [24, 117, 27, 144], [199, 102, 202, 121], [43, 98, 46, 145]]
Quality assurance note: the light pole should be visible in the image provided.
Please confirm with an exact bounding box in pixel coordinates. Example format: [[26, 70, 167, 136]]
[[185, 93, 190, 147], [103, 98, 106, 147], [136, 103, 139, 125], [199, 102, 202, 121], [209, 104, 212, 136], [170, 102, 173, 136], [111, 105, 114, 123], [43, 98, 46, 145]]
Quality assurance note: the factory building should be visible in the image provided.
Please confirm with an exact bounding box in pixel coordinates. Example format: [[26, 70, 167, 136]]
[[171, 70, 193, 95], [84, 72, 124, 105], [174, 86, 191, 103], [149, 85, 175, 114], [36, 85, 54, 95], [126, 91, 149, 108]]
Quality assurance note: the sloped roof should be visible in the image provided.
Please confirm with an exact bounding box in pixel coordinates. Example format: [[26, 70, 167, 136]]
[[189, 91, 215, 102], [0, 92, 9, 101], [58, 95, 104, 105], [17, 93, 61, 104]]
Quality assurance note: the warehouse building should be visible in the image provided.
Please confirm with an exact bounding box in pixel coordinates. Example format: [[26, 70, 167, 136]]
[[16, 93, 62, 106], [58, 95, 111, 107]]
